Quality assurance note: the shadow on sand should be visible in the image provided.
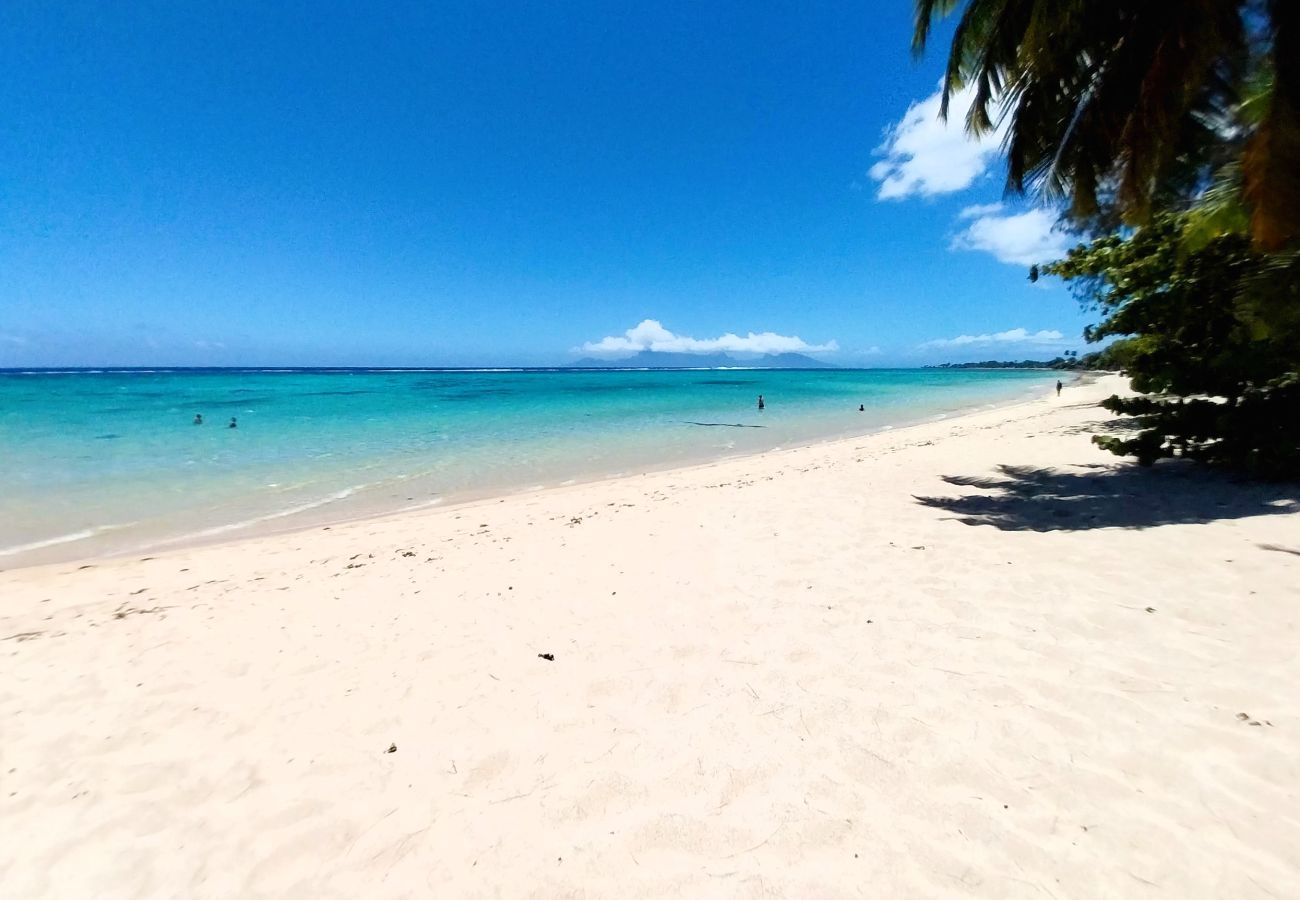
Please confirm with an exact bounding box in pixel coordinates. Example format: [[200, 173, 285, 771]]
[[915, 461, 1300, 532]]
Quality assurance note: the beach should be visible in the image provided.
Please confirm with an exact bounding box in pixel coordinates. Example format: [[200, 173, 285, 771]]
[[3, 373, 1299, 897]]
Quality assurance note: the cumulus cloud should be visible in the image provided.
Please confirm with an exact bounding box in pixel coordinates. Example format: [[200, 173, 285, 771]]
[[920, 327, 1066, 350], [869, 86, 1007, 200], [950, 205, 1070, 266], [579, 319, 838, 357]]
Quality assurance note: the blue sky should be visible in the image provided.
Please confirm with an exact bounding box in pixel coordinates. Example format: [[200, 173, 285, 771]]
[[0, 1, 1091, 367]]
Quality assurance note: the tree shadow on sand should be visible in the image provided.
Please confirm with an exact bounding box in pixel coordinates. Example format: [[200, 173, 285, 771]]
[[1061, 416, 1147, 437], [915, 461, 1300, 532]]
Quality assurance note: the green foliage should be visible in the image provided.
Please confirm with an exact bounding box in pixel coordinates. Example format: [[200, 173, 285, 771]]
[[1085, 338, 1141, 372], [913, 0, 1299, 249], [1044, 216, 1300, 476]]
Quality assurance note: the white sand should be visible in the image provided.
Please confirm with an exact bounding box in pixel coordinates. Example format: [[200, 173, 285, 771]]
[[3, 374, 1299, 898]]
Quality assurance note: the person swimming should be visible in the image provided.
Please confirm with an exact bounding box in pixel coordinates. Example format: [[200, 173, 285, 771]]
[[229, 417, 238, 429], [193, 413, 203, 425], [757, 394, 765, 411], [858, 404, 864, 412]]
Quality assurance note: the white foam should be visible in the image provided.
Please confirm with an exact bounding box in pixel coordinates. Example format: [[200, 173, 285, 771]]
[[0, 523, 134, 557], [147, 485, 367, 546]]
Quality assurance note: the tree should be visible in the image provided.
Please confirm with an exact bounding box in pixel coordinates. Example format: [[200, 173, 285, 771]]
[[913, 0, 1299, 249], [912, 1, 1300, 476], [1044, 215, 1300, 476]]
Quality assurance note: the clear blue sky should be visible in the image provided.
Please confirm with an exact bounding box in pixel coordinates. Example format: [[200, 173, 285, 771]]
[[0, 1, 1093, 367]]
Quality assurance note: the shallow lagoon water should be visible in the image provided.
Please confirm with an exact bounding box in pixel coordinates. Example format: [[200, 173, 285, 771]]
[[0, 367, 1059, 565]]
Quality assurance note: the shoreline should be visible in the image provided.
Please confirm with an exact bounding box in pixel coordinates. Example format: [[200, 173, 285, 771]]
[[0, 372, 1077, 573], [5, 372, 1297, 897]]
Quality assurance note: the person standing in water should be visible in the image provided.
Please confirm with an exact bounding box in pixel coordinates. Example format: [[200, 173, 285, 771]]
[[193, 413, 203, 425], [757, 394, 765, 411], [229, 416, 238, 429]]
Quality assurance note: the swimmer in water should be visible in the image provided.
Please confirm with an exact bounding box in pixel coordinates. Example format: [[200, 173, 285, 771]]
[[858, 404, 864, 412], [229, 417, 238, 429], [193, 413, 203, 425], [757, 394, 765, 411]]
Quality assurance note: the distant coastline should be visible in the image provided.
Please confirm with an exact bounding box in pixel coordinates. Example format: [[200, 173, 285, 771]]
[[923, 340, 1138, 372], [928, 361, 1076, 370]]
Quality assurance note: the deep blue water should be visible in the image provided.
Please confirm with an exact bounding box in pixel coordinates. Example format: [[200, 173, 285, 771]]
[[0, 367, 1058, 565]]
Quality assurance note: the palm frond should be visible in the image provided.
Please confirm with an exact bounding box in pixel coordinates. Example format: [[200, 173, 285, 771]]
[[914, 0, 1255, 234]]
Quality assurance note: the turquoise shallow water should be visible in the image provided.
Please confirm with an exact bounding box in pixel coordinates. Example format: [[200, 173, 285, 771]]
[[0, 367, 1058, 566]]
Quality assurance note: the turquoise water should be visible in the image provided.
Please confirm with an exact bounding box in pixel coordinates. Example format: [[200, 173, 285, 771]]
[[0, 367, 1058, 566]]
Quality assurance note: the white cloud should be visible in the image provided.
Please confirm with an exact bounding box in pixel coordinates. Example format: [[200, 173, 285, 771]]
[[579, 319, 838, 357], [950, 205, 1070, 266], [956, 202, 1006, 219], [920, 327, 1067, 350], [869, 85, 1007, 200]]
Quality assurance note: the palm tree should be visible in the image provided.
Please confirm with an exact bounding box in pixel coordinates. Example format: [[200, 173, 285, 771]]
[[913, 0, 1298, 249]]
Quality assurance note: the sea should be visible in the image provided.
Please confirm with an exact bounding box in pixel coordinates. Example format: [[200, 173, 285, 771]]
[[0, 367, 1059, 567]]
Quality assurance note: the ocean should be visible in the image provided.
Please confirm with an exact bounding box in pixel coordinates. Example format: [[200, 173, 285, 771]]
[[0, 367, 1059, 566]]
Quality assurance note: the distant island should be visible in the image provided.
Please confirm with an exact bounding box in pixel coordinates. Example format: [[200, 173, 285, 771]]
[[568, 351, 837, 369]]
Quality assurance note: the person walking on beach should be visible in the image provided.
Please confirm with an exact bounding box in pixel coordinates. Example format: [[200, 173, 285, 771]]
[[193, 413, 203, 425], [229, 416, 238, 429], [1056, 380, 1063, 397], [757, 394, 765, 411]]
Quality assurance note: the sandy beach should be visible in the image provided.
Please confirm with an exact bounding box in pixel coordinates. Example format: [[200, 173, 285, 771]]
[[3, 373, 1298, 898]]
